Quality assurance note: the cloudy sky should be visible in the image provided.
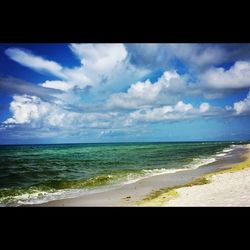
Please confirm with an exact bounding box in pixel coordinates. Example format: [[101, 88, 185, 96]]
[[0, 43, 250, 144]]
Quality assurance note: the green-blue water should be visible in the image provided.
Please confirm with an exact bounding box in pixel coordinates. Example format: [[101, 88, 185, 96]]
[[0, 141, 247, 205]]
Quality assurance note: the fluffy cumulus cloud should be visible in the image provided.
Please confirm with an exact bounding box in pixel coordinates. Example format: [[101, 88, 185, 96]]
[[3, 94, 120, 129], [202, 61, 250, 89], [67, 43, 133, 89], [4, 95, 51, 125], [107, 70, 187, 109], [175, 101, 193, 112], [3, 92, 215, 132], [199, 103, 210, 112], [127, 101, 212, 123], [69, 44, 127, 74], [233, 91, 250, 115]]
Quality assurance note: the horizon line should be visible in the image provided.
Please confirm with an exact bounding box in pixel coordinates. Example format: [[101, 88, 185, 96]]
[[0, 139, 249, 146]]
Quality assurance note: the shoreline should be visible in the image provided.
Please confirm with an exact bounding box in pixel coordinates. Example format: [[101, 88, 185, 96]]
[[32, 144, 249, 207], [140, 144, 250, 206]]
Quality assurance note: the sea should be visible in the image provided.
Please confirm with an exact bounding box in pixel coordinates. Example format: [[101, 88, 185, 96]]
[[0, 141, 248, 206]]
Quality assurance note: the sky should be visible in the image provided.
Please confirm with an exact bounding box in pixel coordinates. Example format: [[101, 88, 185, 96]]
[[1, 43, 250, 144]]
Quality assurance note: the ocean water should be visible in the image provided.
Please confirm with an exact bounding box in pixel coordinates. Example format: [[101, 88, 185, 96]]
[[0, 141, 247, 206]]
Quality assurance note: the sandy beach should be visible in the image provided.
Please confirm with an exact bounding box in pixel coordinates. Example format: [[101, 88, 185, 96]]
[[34, 144, 250, 207], [164, 145, 250, 206], [165, 167, 250, 206]]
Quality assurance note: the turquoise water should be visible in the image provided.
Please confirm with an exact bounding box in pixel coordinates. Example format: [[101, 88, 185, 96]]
[[0, 141, 247, 205]]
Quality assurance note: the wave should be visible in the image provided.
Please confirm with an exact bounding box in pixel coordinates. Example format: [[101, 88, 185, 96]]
[[0, 156, 223, 206], [0, 188, 89, 207], [118, 144, 245, 185], [215, 153, 227, 157], [115, 156, 218, 185], [222, 148, 234, 153], [1, 143, 244, 206], [0, 174, 120, 206]]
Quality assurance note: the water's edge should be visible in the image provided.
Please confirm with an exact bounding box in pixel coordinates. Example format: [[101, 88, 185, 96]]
[[33, 143, 249, 207]]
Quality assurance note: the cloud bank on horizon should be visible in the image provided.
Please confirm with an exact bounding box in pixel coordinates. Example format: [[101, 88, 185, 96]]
[[1, 43, 250, 143]]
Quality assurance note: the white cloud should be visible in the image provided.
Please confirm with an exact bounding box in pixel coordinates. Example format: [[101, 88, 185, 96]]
[[5, 48, 65, 78], [3, 45, 151, 134], [40, 80, 72, 91], [127, 101, 214, 123], [199, 102, 210, 112], [5, 44, 145, 94], [128, 101, 196, 122], [129, 106, 173, 122], [126, 45, 250, 101], [3, 94, 71, 126], [63, 66, 91, 86], [69, 43, 127, 74], [4, 95, 50, 124], [68, 44, 129, 90], [175, 101, 193, 112], [5, 94, 211, 131], [107, 70, 187, 109], [68, 44, 148, 94], [2, 92, 219, 138], [202, 61, 250, 89], [5, 48, 91, 90], [233, 92, 250, 114], [3, 95, 120, 129]]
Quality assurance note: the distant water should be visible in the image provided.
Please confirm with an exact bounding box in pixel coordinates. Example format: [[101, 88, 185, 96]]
[[0, 141, 248, 206]]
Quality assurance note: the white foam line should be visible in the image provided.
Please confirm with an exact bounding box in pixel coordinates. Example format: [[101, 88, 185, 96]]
[[8, 143, 247, 206], [1, 189, 85, 206], [123, 143, 247, 186], [16, 155, 219, 205], [216, 153, 227, 157], [121, 157, 218, 185]]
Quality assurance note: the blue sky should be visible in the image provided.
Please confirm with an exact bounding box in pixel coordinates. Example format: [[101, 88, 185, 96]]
[[1, 43, 250, 144]]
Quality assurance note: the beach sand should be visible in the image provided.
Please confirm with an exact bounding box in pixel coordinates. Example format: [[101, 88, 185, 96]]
[[165, 167, 250, 206], [35, 144, 249, 207], [164, 145, 250, 206]]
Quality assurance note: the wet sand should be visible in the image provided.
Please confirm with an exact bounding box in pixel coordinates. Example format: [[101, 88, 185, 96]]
[[34, 145, 248, 206]]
